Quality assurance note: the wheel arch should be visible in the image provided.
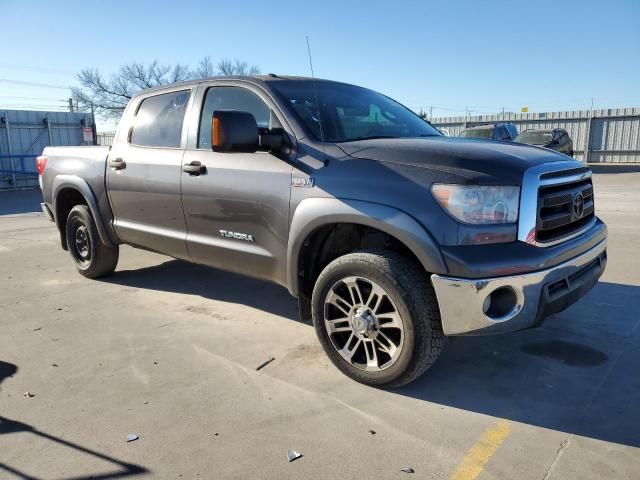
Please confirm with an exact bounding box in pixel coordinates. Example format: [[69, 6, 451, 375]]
[[52, 175, 114, 250], [287, 198, 447, 298]]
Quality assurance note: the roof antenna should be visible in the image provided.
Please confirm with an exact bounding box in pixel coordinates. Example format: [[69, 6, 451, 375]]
[[306, 35, 326, 155]]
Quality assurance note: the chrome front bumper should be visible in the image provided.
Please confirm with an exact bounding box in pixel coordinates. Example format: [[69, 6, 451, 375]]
[[431, 239, 607, 335]]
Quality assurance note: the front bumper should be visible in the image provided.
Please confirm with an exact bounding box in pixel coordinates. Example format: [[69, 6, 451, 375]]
[[431, 238, 607, 335]]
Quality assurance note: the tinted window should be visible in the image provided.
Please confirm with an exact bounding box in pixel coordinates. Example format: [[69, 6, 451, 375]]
[[270, 80, 440, 143], [505, 125, 518, 139], [199, 86, 270, 148], [460, 128, 493, 139], [515, 131, 553, 145], [130, 90, 190, 148]]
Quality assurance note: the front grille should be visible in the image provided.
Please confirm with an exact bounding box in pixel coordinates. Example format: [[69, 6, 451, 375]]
[[536, 178, 595, 243]]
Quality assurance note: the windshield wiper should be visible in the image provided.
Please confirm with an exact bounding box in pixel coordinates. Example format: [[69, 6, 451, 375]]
[[341, 135, 398, 142]]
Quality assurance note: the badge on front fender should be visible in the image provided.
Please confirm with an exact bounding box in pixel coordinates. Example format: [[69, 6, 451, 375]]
[[292, 176, 314, 188]]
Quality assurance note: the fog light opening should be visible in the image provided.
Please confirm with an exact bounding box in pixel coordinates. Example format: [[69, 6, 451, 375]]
[[483, 286, 519, 320]]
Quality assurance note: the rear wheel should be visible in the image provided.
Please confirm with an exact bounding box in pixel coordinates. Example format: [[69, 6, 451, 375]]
[[311, 250, 444, 388], [65, 205, 118, 278]]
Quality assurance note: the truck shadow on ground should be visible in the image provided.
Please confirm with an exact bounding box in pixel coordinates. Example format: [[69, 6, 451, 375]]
[[0, 361, 148, 480], [104, 259, 640, 448], [104, 259, 301, 322], [398, 280, 640, 448], [589, 164, 640, 174]]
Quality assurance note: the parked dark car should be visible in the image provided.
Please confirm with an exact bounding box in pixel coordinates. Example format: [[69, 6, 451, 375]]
[[459, 124, 518, 141], [515, 128, 574, 157]]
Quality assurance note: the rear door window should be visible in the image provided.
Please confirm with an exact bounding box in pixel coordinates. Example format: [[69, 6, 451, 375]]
[[130, 90, 191, 148], [494, 127, 508, 141]]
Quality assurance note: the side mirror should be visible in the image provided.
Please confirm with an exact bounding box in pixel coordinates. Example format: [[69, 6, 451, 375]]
[[212, 110, 259, 153], [260, 128, 292, 156]]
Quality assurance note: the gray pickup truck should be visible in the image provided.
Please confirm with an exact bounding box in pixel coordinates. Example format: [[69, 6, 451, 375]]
[[38, 75, 607, 387]]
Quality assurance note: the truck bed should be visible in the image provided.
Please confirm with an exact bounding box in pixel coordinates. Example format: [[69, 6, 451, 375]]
[[40, 146, 110, 205]]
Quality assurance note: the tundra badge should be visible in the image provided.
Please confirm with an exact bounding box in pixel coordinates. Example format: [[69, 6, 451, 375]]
[[219, 230, 255, 242]]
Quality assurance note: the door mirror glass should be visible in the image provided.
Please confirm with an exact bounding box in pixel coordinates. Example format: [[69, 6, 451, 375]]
[[211, 110, 259, 153]]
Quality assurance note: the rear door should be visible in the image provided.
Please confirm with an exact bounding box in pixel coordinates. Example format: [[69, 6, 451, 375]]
[[106, 88, 193, 260], [180, 83, 294, 285]]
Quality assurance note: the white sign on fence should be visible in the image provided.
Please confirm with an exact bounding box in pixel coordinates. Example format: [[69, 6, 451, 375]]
[[82, 127, 93, 143]]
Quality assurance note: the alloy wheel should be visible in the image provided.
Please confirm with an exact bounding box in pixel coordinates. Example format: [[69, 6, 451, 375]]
[[323, 276, 404, 371]]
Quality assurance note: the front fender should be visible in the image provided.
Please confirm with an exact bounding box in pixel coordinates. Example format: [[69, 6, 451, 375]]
[[287, 197, 447, 296], [52, 175, 116, 246]]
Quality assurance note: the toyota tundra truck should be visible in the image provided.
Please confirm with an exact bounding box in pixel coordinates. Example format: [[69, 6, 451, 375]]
[[37, 75, 607, 387]]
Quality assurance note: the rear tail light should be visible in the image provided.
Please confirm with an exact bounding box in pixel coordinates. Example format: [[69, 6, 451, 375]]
[[36, 155, 48, 175]]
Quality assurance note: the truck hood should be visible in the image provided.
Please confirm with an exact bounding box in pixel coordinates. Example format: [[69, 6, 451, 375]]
[[336, 137, 573, 184]]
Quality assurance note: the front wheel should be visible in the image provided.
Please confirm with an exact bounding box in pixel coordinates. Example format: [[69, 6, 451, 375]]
[[65, 205, 119, 278], [311, 250, 444, 388]]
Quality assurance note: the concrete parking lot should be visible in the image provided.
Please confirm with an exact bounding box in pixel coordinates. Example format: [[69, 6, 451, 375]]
[[1, 170, 639, 479]]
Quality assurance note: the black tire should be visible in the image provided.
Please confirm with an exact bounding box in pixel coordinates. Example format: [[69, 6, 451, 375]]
[[65, 205, 119, 279], [311, 250, 444, 388]]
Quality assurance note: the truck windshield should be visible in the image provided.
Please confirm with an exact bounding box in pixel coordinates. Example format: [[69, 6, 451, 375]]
[[515, 131, 553, 145], [270, 80, 441, 143]]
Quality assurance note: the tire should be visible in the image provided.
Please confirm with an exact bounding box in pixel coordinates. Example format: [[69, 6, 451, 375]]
[[311, 250, 444, 388], [65, 205, 119, 279]]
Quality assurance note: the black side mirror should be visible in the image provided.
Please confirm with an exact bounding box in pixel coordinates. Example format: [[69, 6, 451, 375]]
[[260, 128, 292, 156], [212, 110, 259, 153]]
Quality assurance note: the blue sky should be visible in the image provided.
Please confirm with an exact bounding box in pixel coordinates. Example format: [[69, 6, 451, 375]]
[[1, 0, 638, 129]]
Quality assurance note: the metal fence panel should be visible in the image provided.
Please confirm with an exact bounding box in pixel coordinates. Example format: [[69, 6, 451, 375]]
[[0, 110, 94, 190], [432, 107, 640, 163], [97, 131, 116, 146]]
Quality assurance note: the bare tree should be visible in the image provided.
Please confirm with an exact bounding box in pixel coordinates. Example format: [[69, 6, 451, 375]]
[[72, 57, 260, 119], [216, 58, 260, 76], [192, 56, 216, 78]]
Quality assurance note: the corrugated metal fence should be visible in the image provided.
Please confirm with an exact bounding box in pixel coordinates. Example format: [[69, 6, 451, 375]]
[[432, 107, 640, 163], [0, 110, 94, 190], [97, 131, 116, 146]]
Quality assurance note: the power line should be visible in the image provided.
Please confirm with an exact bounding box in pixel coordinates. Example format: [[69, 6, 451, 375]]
[[0, 103, 72, 110], [0, 95, 68, 101], [0, 63, 75, 75], [0, 78, 70, 90]]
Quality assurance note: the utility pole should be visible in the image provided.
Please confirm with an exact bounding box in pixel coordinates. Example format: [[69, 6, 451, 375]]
[[68, 98, 74, 112], [91, 104, 97, 145], [429, 106, 433, 122]]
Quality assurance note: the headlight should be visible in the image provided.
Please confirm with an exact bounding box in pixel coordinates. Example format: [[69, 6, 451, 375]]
[[431, 184, 520, 224]]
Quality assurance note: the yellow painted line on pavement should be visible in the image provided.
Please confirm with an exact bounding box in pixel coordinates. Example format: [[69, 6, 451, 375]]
[[449, 419, 511, 480]]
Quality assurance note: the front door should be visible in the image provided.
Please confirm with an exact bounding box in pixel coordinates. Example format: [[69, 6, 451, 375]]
[[181, 85, 294, 284], [107, 88, 193, 260]]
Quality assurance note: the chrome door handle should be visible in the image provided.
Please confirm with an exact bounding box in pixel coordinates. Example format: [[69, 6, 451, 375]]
[[183, 161, 206, 175], [109, 158, 126, 170]]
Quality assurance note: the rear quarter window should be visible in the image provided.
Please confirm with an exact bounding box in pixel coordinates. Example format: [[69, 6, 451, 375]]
[[130, 90, 191, 148]]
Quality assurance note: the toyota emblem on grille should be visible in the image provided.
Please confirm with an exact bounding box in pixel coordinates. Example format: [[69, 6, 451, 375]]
[[573, 192, 585, 218]]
